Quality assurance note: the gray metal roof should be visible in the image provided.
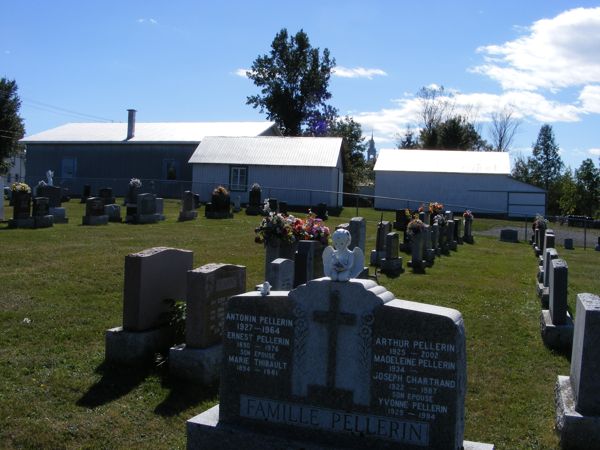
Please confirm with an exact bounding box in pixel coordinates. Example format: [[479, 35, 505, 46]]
[[374, 148, 511, 174], [189, 136, 343, 167], [20, 122, 279, 143]]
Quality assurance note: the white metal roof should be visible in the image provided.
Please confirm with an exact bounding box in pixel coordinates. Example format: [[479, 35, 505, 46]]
[[20, 122, 279, 143], [374, 148, 511, 175], [189, 136, 343, 167]]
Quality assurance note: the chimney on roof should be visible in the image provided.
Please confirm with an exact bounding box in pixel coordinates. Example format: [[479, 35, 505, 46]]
[[126, 109, 137, 140]]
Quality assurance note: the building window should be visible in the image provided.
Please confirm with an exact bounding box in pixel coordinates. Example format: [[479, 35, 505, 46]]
[[229, 166, 247, 192], [162, 159, 179, 180], [61, 158, 77, 178]]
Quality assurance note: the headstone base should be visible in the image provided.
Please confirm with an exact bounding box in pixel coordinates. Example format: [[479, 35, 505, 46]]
[[178, 210, 198, 221], [540, 310, 574, 351], [538, 255, 544, 266], [564, 239, 574, 250], [407, 259, 426, 273], [449, 240, 458, 251], [425, 249, 436, 266], [463, 236, 474, 244], [537, 267, 544, 283], [187, 405, 495, 450], [133, 213, 161, 224], [369, 249, 385, 266], [245, 206, 262, 216], [49, 207, 68, 223], [168, 344, 222, 384], [538, 284, 550, 308], [8, 217, 35, 228], [379, 257, 403, 276], [555, 375, 600, 450], [499, 229, 519, 243], [535, 246, 542, 257], [105, 326, 174, 365], [595, 245, 600, 252], [34, 215, 54, 228], [82, 215, 109, 226]]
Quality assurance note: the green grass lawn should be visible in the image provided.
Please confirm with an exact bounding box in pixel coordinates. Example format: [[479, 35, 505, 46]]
[[1, 200, 599, 449]]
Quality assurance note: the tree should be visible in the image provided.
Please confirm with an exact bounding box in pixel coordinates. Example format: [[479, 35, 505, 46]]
[[416, 85, 454, 148], [558, 168, 578, 215], [530, 124, 563, 191], [511, 154, 535, 184], [326, 115, 367, 196], [436, 116, 491, 151], [575, 158, 600, 216], [246, 29, 335, 136], [396, 126, 419, 149], [489, 107, 520, 152], [0, 78, 25, 174]]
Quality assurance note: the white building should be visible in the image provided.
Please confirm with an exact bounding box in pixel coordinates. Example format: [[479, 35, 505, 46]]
[[374, 149, 545, 217], [189, 136, 344, 208]]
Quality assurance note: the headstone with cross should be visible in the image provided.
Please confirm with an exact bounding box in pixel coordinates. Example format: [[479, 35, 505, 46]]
[[188, 273, 488, 449]]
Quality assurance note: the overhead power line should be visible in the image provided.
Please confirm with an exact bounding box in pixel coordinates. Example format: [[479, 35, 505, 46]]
[[22, 97, 116, 123]]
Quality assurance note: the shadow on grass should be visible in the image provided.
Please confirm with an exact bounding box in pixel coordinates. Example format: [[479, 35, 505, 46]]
[[154, 375, 219, 417], [76, 361, 153, 408]]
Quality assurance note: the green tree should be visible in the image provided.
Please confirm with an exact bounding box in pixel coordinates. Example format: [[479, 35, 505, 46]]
[[0, 78, 25, 174], [396, 126, 419, 149], [246, 29, 335, 136], [327, 115, 367, 196], [436, 116, 491, 151], [558, 168, 578, 215], [575, 158, 600, 216], [528, 124, 563, 214], [511, 154, 534, 184]]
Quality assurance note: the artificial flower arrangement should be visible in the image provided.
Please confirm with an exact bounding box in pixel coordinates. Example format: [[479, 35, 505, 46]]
[[429, 202, 444, 215], [407, 218, 426, 235], [255, 212, 330, 246], [533, 213, 547, 230], [434, 213, 447, 227], [463, 209, 474, 220], [129, 178, 142, 188], [11, 182, 31, 194]]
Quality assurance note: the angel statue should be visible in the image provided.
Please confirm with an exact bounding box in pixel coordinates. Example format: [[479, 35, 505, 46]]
[[46, 170, 54, 186], [322, 229, 365, 282]]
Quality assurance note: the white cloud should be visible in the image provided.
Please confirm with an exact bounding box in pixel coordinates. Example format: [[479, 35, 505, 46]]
[[234, 68, 252, 78], [137, 18, 158, 24], [354, 88, 583, 144], [332, 66, 387, 79], [472, 7, 600, 91], [589, 148, 600, 156], [579, 85, 600, 113]]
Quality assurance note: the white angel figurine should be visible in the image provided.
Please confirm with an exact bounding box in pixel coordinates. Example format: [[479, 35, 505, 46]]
[[46, 170, 54, 186], [322, 229, 364, 282]]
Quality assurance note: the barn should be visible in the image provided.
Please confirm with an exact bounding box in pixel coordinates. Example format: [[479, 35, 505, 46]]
[[373, 149, 546, 217], [20, 110, 279, 197], [189, 136, 344, 208]]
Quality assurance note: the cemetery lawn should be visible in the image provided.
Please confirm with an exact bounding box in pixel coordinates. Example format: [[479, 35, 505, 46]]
[[1, 200, 599, 449]]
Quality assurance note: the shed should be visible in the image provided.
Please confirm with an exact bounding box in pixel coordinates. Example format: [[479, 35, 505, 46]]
[[374, 149, 546, 217], [20, 110, 279, 197], [189, 136, 344, 208]]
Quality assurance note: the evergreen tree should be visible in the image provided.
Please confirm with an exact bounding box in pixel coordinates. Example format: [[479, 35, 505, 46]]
[[575, 158, 600, 216], [530, 124, 563, 191], [0, 78, 25, 174], [397, 126, 419, 149], [246, 29, 335, 136]]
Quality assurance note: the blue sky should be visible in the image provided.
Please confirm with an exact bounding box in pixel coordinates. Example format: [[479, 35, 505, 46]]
[[2, 0, 600, 170]]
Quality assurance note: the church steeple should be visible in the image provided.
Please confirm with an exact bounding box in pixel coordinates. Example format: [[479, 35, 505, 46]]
[[367, 131, 377, 161]]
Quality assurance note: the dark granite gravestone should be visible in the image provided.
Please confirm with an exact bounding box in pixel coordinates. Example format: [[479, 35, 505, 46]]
[[595, 237, 600, 251], [267, 258, 294, 291], [82, 197, 108, 225], [247, 187, 262, 216], [447, 220, 457, 251], [187, 278, 493, 449], [424, 224, 436, 267], [170, 263, 247, 383], [349, 217, 366, 252], [555, 293, 600, 449], [408, 231, 426, 273], [394, 210, 409, 231], [37, 185, 62, 207], [279, 201, 288, 216], [500, 229, 519, 243], [206, 190, 233, 219], [370, 220, 392, 266], [314, 203, 328, 221], [455, 219, 463, 245], [178, 190, 198, 221], [104, 204, 122, 222], [463, 217, 474, 244], [564, 238, 574, 250], [540, 259, 573, 351], [131, 193, 160, 224], [432, 224, 441, 256], [105, 247, 193, 365], [538, 248, 558, 307], [81, 184, 91, 203], [32, 197, 54, 228], [268, 198, 279, 213], [124, 184, 139, 206], [8, 190, 34, 228], [294, 240, 320, 288], [98, 187, 116, 206], [193, 193, 201, 209], [539, 231, 555, 267], [380, 232, 403, 276]]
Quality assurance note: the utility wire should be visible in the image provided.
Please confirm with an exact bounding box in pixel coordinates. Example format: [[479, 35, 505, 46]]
[[22, 97, 115, 122]]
